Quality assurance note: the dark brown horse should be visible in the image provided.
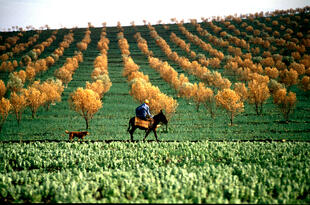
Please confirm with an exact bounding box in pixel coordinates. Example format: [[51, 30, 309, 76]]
[[127, 110, 168, 142]]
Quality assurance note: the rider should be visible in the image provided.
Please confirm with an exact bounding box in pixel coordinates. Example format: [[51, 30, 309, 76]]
[[136, 99, 153, 121]]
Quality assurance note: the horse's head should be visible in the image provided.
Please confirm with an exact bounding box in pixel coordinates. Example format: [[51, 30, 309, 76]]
[[157, 110, 168, 125]]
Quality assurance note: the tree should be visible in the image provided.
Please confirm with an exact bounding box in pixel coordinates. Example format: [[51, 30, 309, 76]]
[[300, 76, 310, 92], [0, 98, 11, 132], [247, 79, 270, 115], [54, 67, 72, 87], [7, 73, 23, 93], [193, 83, 214, 117], [234, 82, 248, 102], [10, 92, 27, 125], [215, 89, 244, 125], [279, 69, 298, 90], [86, 80, 107, 98], [39, 80, 64, 111], [69, 88, 102, 129], [273, 88, 297, 123], [0, 80, 6, 99], [23, 86, 47, 118]]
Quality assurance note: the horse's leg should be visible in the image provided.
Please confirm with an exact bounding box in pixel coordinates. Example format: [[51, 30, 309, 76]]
[[127, 118, 133, 132], [143, 129, 152, 141], [129, 126, 137, 142], [153, 130, 159, 142]]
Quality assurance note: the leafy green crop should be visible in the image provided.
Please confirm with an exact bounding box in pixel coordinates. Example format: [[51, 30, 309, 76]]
[[0, 141, 309, 203]]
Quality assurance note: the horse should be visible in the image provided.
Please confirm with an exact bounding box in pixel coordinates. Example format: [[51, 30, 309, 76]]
[[127, 110, 168, 142]]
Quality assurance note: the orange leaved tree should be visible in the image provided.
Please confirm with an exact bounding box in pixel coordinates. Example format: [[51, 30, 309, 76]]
[[10, 92, 27, 125], [193, 82, 215, 117], [69, 88, 102, 129], [247, 79, 270, 115], [215, 89, 244, 126], [0, 98, 11, 132], [23, 86, 47, 118], [40, 79, 64, 110], [0, 80, 6, 99], [273, 88, 297, 123]]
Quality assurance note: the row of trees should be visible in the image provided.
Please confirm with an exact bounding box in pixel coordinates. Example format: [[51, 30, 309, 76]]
[[0, 31, 77, 133], [148, 21, 298, 124], [118, 29, 178, 120], [186, 21, 300, 122], [190, 16, 310, 92], [0, 78, 64, 132], [0, 30, 58, 72], [69, 26, 112, 129]]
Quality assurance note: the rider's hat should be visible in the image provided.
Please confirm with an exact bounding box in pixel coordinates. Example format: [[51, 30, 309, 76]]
[[144, 99, 150, 105]]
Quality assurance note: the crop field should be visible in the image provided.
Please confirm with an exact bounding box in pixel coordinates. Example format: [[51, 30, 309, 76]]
[[1, 141, 309, 203], [0, 7, 310, 203]]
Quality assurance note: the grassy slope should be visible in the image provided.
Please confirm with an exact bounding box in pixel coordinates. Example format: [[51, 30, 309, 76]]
[[0, 14, 309, 141]]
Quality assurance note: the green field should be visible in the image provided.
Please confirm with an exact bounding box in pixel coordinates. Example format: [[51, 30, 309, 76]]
[[0, 8, 310, 203], [0, 23, 309, 142], [1, 141, 309, 203]]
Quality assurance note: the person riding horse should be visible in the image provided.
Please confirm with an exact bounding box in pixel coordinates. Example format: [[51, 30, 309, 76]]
[[136, 99, 153, 122]]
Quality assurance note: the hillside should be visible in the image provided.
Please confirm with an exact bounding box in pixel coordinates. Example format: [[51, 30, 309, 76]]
[[0, 7, 310, 142]]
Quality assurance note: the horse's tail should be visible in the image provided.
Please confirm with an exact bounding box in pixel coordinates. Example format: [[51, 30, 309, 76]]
[[127, 117, 132, 132]]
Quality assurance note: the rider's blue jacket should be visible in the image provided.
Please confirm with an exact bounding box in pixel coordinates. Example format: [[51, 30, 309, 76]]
[[136, 103, 153, 120]]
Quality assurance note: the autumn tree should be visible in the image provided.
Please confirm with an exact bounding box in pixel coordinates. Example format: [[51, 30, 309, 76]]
[[215, 89, 244, 125], [279, 69, 298, 90], [9, 92, 27, 125], [300, 76, 310, 92], [273, 88, 297, 123], [23, 86, 47, 118], [193, 82, 215, 118], [39, 79, 64, 110], [247, 77, 270, 115], [25, 65, 36, 82], [0, 80, 6, 99], [234, 82, 248, 102], [86, 80, 108, 98], [69, 88, 102, 129], [0, 98, 11, 132], [7, 73, 23, 93], [264, 67, 279, 79]]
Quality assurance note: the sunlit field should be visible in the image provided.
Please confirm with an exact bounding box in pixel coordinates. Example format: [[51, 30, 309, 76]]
[[0, 6, 309, 203]]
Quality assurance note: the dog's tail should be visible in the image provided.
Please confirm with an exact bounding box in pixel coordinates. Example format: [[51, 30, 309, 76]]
[[65, 130, 70, 134]]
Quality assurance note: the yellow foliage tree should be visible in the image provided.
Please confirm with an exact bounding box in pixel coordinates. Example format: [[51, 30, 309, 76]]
[[273, 88, 297, 123], [0, 80, 6, 99], [264, 67, 279, 79], [193, 82, 215, 117], [25, 65, 36, 82], [10, 92, 27, 125], [300, 76, 310, 92], [247, 79, 270, 115], [279, 68, 298, 90], [0, 98, 11, 132], [86, 80, 106, 98], [7, 73, 23, 93], [234, 82, 248, 102], [23, 86, 47, 118], [54, 67, 72, 87], [69, 88, 102, 129], [39, 80, 64, 110], [215, 89, 244, 125]]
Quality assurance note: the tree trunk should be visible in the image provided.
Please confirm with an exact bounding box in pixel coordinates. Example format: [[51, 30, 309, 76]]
[[230, 112, 234, 126], [259, 103, 263, 115], [285, 108, 291, 123], [196, 103, 200, 112], [85, 117, 89, 130], [255, 103, 259, 115]]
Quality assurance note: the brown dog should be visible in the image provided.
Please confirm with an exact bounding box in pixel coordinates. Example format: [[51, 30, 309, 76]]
[[65, 130, 89, 141]]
